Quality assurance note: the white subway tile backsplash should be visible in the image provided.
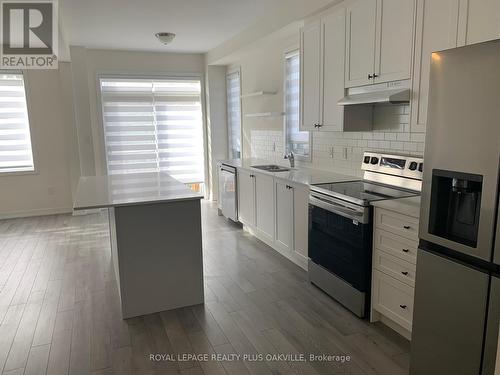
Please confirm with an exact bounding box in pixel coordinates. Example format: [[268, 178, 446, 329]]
[[411, 133, 426, 142], [250, 104, 425, 176], [397, 133, 411, 141]]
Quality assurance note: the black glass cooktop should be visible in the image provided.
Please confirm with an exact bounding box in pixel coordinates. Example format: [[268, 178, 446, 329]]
[[311, 180, 419, 206]]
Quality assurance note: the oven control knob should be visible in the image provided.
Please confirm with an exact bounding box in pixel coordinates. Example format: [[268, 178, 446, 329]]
[[370, 157, 379, 165], [409, 162, 418, 171], [418, 162, 423, 172], [363, 156, 371, 164]]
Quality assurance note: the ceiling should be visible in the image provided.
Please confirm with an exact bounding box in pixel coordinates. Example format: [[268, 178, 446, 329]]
[[60, 0, 284, 53]]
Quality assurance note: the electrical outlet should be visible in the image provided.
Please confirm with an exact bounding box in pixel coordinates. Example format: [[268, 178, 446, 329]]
[[342, 147, 349, 160]]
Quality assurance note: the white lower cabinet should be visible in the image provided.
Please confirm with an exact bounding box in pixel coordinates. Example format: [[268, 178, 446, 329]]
[[237, 168, 309, 270], [371, 205, 419, 340], [275, 179, 294, 254], [237, 169, 255, 226], [292, 183, 309, 268], [274, 179, 310, 269], [372, 270, 415, 332], [254, 172, 275, 245]]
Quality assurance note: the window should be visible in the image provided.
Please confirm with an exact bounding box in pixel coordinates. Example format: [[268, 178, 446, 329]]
[[0, 73, 34, 173], [99, 77, 205, 188], [284, 50, 310, 159], [226, 70, 241, 159]]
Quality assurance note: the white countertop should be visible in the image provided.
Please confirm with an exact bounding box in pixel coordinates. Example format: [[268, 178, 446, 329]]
[[73, 173, 203, 210], [371, 195, 421, 218], [219, 158, 359, 186]]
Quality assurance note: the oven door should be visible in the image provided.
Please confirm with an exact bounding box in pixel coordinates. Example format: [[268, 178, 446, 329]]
[[308, 192, 372, 292]]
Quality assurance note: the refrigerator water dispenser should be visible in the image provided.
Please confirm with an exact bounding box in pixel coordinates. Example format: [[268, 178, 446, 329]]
[[428, 169, 483, 248]]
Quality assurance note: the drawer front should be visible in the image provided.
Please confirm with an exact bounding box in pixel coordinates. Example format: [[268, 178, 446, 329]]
[[373, 249, 416, 287], [374, 228, 418, 264], [375, 208, 419, 241], [373, 270, 414, 331]]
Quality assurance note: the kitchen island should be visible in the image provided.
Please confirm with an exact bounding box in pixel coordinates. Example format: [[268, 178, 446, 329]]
[[74, 173, 204, 319]]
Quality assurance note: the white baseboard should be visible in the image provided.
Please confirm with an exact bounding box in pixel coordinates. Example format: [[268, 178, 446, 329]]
[[72, 208, 104, 216], [242, 224, 309, 271], [0, 206, 72, 220]]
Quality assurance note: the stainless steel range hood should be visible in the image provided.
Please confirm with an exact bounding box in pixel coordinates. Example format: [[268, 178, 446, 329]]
[[338, 80, 410, 106]]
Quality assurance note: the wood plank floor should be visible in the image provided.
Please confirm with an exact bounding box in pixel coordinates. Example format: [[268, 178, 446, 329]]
[[0, 201, 410, 375]]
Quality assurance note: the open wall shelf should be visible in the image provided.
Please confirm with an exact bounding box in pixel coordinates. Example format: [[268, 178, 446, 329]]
[[244, 112, 285, 118], [240, 91, 277, 98]]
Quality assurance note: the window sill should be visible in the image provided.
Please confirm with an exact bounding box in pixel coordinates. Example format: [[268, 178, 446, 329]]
[[0, 169, 37, 177]]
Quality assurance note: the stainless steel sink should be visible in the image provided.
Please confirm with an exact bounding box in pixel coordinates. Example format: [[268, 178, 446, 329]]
[[251, 164, 290, 172]]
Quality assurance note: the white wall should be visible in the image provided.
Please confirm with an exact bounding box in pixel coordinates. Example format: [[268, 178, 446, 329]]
[[68, 47, 206, 178], [205, 65, 228, 200], [59, 62, 81, 197], [225, 31, 299, 160], [0, 70, 73, 218]]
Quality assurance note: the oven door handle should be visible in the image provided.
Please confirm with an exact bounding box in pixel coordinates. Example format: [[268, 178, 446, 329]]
[[309, 195, 367, 222]]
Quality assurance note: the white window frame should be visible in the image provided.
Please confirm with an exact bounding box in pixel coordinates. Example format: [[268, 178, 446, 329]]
[[0, 70, 36, 176], [95, 72, 209, 193], [226, 67, 242, 159], [283, 48, 311, 162]]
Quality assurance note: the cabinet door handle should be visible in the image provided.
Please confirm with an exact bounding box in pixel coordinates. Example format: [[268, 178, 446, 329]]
[[368, 74, 373, 79], [373, 73, 379, 78], [402, 248, 409, 253], [403, 225, 411, 230], [399, 304, 407, 309], [317, 124, 322, 128], [250, 174, 254, 178], [401, 271, 409, 276]]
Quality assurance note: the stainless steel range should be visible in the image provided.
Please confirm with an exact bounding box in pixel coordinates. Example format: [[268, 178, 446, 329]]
[[308, 151, 423, 317]]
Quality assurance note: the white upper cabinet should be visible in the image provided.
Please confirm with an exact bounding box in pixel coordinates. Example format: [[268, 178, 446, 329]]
[[300, 6, 346, 131], [345, 0, 416, 87], [345, 0, 377, 87], [374, 0, 416, 83], [410, 0, 460, 132], [458, 0, 500, 46], [411, 0, 500, 132], [321, 8, 346, 131], [300, 20, 321, 130]]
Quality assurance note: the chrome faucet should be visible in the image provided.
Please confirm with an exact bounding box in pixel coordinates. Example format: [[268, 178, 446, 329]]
[[284, 152, 295, 168]]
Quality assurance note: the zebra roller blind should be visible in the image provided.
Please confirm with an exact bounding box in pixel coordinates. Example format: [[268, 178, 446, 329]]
[[99, 77, 204, 184], [284, 51, 309, 158], [226, 71, 241, 159], [0, 73, 34, 173]]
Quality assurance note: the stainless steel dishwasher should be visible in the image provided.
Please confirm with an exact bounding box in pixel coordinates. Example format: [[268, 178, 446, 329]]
[[217, 163, 238, 221]]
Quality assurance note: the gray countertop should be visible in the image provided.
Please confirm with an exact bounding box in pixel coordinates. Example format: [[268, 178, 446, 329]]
[[73, 173, 203, 210], [219, 158, 359, 186], [219, 159, 422, 216], [371, 195, 421, 218]]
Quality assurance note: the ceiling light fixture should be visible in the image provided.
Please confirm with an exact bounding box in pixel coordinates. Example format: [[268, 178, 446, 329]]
[[155, 32, 176, 45]]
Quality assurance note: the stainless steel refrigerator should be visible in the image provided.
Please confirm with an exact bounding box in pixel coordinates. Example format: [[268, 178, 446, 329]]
[[411, 40, 500, 375]]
